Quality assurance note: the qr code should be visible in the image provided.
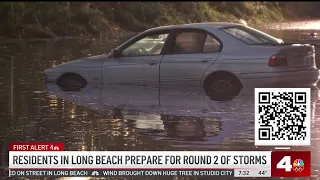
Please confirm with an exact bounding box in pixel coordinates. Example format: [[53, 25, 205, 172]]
[[255, 88, 311, 146]]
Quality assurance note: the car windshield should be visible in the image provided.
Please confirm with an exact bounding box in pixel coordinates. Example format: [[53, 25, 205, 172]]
[[222, 26, 281, 45]]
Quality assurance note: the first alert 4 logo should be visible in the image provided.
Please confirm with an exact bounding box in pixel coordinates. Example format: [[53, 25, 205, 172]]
[[13, 144, 60, 151]]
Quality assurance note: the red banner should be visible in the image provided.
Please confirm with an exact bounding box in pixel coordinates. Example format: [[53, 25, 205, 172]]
[[271, 151, 311, 177], [9, 142, 64, 151]]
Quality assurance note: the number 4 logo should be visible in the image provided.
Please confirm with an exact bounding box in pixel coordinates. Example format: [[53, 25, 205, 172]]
[[272, 151, 310, 177], [277, 156, 292, 172]]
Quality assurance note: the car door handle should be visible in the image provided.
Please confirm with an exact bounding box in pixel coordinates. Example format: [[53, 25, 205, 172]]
[[149, 62, 157, 65], [201, 60, 209, 63]]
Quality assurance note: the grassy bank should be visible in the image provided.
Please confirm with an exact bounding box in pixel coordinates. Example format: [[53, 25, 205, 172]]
[[0, 2, 319, 39]]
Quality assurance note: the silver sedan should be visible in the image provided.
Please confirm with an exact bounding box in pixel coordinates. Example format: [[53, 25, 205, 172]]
[[44, 22, 319, 101]]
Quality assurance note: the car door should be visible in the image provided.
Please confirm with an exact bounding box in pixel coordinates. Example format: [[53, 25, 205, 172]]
[[160, 29, 222, 91], [102, 30, 171, 87]]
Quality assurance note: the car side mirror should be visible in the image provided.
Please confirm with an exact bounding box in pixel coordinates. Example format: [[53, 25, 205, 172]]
[[112, 49, 121, 58]]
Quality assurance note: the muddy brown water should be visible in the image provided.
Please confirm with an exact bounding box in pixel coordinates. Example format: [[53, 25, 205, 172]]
[[1, 20, 320, 180]]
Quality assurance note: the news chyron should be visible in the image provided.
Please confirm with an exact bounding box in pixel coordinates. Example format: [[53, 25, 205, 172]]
[[8, 142, 310, 178]]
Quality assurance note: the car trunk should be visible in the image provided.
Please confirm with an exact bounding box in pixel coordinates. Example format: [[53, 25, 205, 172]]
[[277, 44, 316, 68]]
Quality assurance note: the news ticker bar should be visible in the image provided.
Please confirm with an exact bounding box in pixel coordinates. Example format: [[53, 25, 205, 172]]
[[9, 169, 271, 177]]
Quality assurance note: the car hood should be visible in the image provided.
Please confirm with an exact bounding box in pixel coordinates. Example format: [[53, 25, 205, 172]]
[[56, 54, 108, 68]]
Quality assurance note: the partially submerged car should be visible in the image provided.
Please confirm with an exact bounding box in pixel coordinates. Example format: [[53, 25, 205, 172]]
[[44, 22, 319, 101]]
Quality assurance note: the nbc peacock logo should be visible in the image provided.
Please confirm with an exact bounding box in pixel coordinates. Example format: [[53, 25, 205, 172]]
[[292, 159, 304, 172]]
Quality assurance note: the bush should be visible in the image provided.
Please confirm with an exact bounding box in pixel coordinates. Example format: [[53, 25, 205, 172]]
[[0, 2, 318, 38]]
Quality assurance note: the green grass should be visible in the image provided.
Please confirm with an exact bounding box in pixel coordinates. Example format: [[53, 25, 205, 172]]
[[0, 2, 318, 39]]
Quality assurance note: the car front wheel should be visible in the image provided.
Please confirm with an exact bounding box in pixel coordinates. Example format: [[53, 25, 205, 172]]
[[57, 73, 87, 91]]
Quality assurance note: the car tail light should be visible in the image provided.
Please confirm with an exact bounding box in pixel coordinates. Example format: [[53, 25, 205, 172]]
[[268, 55, 287, 67]]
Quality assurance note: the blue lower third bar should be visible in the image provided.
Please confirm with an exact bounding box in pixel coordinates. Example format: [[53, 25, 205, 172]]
[[9, 169, 234, 177]]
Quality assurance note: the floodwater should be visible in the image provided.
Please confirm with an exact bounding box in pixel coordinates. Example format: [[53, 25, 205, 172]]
[[1, 20, 320, 180]]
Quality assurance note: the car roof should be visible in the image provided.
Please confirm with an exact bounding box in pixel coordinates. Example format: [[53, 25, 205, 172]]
[[145, 22, 244, 32]]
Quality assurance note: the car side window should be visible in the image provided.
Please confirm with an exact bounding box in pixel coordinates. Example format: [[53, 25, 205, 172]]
[[121, 33, 169, 57], [172, 31, 220, 54], [223, 27, 271, 45], [203, 34, 221, 52]]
